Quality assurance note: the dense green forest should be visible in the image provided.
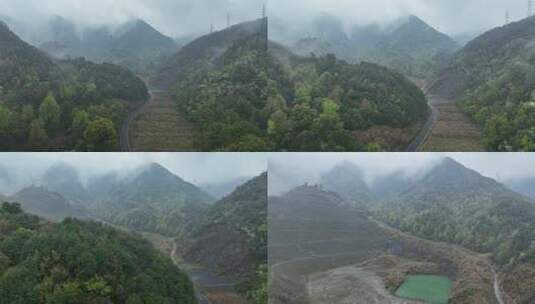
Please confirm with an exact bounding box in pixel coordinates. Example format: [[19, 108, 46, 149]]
[[173, 38, 428, 151], [0, 202, 197, 304], [174, 36, 270, 151], [430, 16, 535, 151], [0, 22, 148, 151], [265, 50, 428, 151]]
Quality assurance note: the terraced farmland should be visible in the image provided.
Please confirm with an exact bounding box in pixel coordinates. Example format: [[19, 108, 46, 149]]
[[130, 91, 197, 151]]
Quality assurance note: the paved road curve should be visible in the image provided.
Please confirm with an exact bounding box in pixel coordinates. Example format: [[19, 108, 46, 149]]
[[120, 89, 172, 152], [406, 95, 441, 152], [120, 91, 153, 152]]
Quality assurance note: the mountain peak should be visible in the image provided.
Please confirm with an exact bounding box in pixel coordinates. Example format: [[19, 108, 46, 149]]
[[420, 157, 497, 191]]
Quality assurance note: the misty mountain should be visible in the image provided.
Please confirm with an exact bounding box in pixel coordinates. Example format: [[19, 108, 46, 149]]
[[12, 185, 88, 221], [94, 163, 214, 236], [39, 17, 179, 74], [429, 16, 535, 151], [319, 161, 372, 204], [285, 14, 459, 78], [0, 20, 55, 94], [153, 17, 267, 90], [371, 170, 414, 200], [506, 177, 535, 200], [201, 175, 253, 199], [41, 162, 88, 206], [430, 16, 535, 98], [182, 172, 267, 281], [86, 172, 122, 201]]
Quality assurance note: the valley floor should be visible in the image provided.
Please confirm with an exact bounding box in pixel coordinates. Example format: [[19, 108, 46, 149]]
[[419, 96, 484, 151], [128, 90, 198, 151]]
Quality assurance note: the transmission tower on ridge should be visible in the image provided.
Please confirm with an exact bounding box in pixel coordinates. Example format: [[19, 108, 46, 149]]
[[227, 12, 231, 28], [210, 23, 214, 33], [506, 11, 510, 24], [262, 3, 266, 18], [529, 0, 533, 17]]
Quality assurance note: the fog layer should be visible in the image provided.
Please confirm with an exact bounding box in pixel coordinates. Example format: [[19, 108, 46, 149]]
[[0, 153, 266, 195]]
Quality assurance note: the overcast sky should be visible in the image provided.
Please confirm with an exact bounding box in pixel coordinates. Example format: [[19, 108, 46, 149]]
[[268, 0, 530, 35], [0, 153, 266, 195], [269, 153, 535, 195], [0, 0, 529, 40], [0, 0, 264, 38]]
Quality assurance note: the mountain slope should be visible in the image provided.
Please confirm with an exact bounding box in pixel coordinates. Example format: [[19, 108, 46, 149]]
[[0, 23, 148, 151], [0, 203, 196, 303], [183, 173, 267, 280], [95, 163, 214, 236], [0, 21, 55, 96], [154, 17, 267, 90], [168, 18, 270, 151], [40, 17, 178, 74], [429, 16, 535, 151], [12, 186, 87, 221]]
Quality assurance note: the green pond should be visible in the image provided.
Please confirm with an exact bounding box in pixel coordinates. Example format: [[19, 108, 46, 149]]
[[395, 275, 452, 304]]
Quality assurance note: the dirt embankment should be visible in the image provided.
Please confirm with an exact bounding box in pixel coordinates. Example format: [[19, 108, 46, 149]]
[[500, 262, 535, 304], [375, 219, 499, 304]]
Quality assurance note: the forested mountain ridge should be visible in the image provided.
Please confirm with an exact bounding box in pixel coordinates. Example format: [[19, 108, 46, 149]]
[[266, 46, 429, 151], [0, 22, 149, 151], [0, 202, 197, 303], [0, 20, 56, 97], [94, 163, 214, 236], [429, 16, 535, 151], [169, 18, 270, 151]]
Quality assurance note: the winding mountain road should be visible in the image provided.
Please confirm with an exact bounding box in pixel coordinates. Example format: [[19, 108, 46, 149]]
[[120, 90, 155, 152], [406, 100, 438, 152]]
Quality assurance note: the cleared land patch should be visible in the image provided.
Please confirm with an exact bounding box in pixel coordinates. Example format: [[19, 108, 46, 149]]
[[130, 91, 197, 151], [420, 98, 483, 151]]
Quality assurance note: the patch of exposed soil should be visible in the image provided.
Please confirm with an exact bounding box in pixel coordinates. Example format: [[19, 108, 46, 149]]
[[500, 262, 535, 304], [130, 91, 197, 151], [420, 100, 483, 152], [307, 264, 422, 304], [353, 123, 423, 151]]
